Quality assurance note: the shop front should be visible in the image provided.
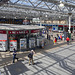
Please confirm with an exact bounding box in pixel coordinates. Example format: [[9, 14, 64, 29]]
[[8, 30, 29, 51], [29, 29, 40, 49], [0, 24, 45, 51]]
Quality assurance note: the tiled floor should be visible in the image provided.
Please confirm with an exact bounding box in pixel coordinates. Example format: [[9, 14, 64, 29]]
[[0, 39, 75, 75]]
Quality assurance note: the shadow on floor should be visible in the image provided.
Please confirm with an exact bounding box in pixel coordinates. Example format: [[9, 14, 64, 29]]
[[4, 62, 29, 75]]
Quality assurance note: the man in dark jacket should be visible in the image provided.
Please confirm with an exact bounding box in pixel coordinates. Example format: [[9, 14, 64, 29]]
[[13, 48, 18, 63]]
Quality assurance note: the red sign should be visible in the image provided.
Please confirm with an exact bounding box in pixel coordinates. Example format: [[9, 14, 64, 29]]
[[25, 30, 29, 34], [64, 25, 68, 27], [8, 30, 29, 34], [0, 30, 6, 34], [10, 40, 17, 42], [0, 40, 7, 42], [58, 25, 63, 27], [71, 26, 73, 27], [31, 30, 40, 33]]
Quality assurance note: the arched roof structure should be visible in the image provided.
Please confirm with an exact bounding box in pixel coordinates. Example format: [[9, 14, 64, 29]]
[[0, 0, 75, 22]]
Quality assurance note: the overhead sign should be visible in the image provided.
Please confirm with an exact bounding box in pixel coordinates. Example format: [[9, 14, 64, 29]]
[[31, 30, 40, 33], [23, 20, 30, 25], [58, 25, 63, 27], [52, 25, 58, 31], [8, 30, 29, 34], [64, 25, 68, 27], [0, 30, 6, 34]]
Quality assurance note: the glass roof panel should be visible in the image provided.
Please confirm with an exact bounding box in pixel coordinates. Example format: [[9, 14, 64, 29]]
[[10, 0, 42, 6], [66, 0, 75, 5], [10, 0, 19, 3], [37, 2, 48, 8], [16, 0, 32, 6]]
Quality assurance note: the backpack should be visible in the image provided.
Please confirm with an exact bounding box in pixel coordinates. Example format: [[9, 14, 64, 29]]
[[28, 53, 32, 58]]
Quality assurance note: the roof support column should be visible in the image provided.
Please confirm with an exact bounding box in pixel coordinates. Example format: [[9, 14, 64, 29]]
[[68, 13, 72, 33], [40, 15, 42, 26]]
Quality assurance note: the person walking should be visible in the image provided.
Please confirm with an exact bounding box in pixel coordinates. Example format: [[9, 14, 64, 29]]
[[28, 50, 35, 65], [49, 35, 50, 40], [54, 37, 57, 44], [66, 37, 70, 45], [60, 34, 62, 40], [13, 48, 18, 63]]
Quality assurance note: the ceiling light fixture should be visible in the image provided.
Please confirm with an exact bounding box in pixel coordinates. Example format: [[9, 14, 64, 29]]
[[45, 15, 48, 17], [59, 1, 64, 7]]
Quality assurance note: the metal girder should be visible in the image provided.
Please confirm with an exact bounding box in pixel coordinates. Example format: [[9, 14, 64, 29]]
[[9, 0, 75, 14], [0, 0, 75, 21], [28, 0, 35, 7], [40, 0, 75, 7], [0, 4, 74, 18]]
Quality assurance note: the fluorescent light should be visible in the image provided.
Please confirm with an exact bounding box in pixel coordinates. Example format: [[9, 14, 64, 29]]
[[59, 1, 64, 7], [45, 15, 47, 17], [59, 3, 64, 7]]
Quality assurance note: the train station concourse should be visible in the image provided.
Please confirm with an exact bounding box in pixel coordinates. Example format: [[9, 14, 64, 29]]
[[0, 0, 75, 75]]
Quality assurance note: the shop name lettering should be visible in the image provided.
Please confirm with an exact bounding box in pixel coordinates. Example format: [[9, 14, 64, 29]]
[[12, 31, 16, 34], [9, 31, 28, 34], [12, 31, 24, 34], [33, 30, 39, 32], [18, 31, 24, 34]]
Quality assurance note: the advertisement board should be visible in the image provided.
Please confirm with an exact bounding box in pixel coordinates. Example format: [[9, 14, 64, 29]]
[[37, 36, 45, 47], [9, 40, 17, 51], [52, 25, 58, 31], [0, 34, 7, 51], [23, 20, 30, 25], [0, 34, 7, 40], [0, 40, 7, 51], [29, 38, 35, 48], [20, 38, 27, 50]]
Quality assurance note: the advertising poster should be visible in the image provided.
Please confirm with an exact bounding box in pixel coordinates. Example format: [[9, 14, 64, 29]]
[[20, 38, 27, 50], [0, 34, 7, 40], [10, 40, 17, 51], [0, 34, 7, 51], [37, 37, 45, 47], [37, 39, 39, 46], [23, 20, 30, 25], [29, 38, 35, 48], [0, 40, 7, 51], [52, 25, 58, 31]]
